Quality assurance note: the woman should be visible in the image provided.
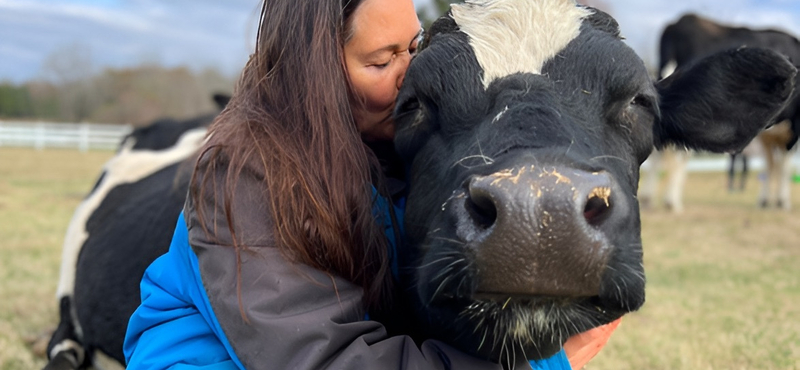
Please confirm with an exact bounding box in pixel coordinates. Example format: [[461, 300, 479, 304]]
[[123, 0, 615, 369]]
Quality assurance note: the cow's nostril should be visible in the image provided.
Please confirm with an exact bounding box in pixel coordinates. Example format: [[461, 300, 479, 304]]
[[465, 189, 498, 230], [584, 187, 612, 226]]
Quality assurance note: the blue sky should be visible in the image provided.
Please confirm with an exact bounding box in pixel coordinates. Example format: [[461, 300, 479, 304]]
[[1, 0, 800, 84]]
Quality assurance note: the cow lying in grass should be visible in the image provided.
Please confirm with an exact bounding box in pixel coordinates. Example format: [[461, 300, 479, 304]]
[[385, 0, 795, 367], [45, 95, 228, 370], [44, 1, 795, 369]]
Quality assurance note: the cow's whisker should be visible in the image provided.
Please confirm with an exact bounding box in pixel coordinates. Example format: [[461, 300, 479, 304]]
[[430, 236, 466, 245], [589, 155, 630, 165], [478, 326, 489, 351], [416, 256, 456, 270], [428, 275, 456, 305], [453, 155, 496, 168]]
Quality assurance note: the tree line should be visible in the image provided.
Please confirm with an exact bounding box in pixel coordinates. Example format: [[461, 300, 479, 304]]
[[0, 66, 233, 127], [0, 0, 461, 127], [0, 44, 235, 127], [1, 0, 607, 127]]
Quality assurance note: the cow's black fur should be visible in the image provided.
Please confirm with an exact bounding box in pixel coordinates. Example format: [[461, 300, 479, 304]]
[[660, 14, 800, 150], [44, 95, 227, 370], [71, 162, 191, 365], [44, 4, 797, 370], [388, 5, 795, 367], [123, 94, 230, 152]]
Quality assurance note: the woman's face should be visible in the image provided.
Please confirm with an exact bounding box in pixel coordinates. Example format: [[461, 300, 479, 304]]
[[344, 0, 421, 142]]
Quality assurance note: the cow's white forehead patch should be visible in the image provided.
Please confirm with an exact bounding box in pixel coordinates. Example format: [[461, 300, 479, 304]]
[[451, 0, 592, 88]]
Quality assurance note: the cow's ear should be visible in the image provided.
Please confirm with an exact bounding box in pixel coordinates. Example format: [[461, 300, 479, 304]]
[[212, 93, 231, 110], [582, 6, 621, 39], [420, 12, 459, 52], [654, 47, 796, 152]]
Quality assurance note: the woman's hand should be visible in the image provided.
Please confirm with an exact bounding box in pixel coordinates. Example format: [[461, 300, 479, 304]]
[[563, 318, 622, 370]]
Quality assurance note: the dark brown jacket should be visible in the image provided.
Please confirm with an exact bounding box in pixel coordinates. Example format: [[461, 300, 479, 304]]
[[183, 157, 518, 369]]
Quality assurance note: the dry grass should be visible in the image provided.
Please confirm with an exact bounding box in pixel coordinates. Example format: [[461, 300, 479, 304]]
[[0, 147, 113, 370], [591, 172, 800, 370], [1, 148, 798, 369]]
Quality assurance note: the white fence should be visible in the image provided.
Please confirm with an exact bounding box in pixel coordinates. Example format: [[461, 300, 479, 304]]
[[642, 154, 800, 173], [0, 121, 133, 151], [0, 120, 798, 173]]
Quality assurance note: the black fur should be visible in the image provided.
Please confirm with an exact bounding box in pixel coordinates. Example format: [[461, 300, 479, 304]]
[[389, 6, 795, 367], [659, 14, 800, 149], [45, 94, 227, 369]]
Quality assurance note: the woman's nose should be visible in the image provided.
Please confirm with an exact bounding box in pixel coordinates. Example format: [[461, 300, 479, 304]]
[[396, 51, 412, 89], [396, 70, 405, 90]]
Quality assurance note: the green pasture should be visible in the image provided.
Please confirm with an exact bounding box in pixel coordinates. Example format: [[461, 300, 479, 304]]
[[1, 147, 798, 369]]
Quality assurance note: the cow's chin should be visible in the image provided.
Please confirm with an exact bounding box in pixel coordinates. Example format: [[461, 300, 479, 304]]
[[418, 285, 627, 363], [410, 233, 635, 365]]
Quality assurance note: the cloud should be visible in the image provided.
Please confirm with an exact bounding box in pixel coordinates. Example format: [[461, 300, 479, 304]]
[[0, 0, 259, 83], [0, 0, 150, 31], [1, 0, 798, 84]]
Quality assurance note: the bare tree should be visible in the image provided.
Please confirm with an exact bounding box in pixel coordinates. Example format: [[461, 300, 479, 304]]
[[89, 65, 234, 126], [32, 44, 234, 125], [418, 0, 458, 29], [40, 43, 98, 122]]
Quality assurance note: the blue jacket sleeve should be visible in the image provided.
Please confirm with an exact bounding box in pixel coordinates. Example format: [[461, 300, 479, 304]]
[[123, 213, 242, 370], [124, 207, 572, 370], [530, 350, 571, 370]]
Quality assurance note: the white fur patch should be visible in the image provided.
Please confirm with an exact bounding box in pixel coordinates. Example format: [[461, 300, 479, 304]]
[[451, 0, 592, 88], [49, 339, 85, 366], [55, 127, 208, 303], [661, 60, 677, 79]]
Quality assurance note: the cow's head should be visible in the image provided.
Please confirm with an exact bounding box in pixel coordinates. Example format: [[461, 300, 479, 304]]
[[392, 0, 794, 365]]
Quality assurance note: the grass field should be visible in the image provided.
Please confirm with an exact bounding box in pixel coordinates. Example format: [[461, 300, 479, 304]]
[[591, 169, 800, 370], [0, 147, 114, 369], [1, 147, 799, 369]]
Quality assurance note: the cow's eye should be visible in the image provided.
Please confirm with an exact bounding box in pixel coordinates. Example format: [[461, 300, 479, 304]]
[[630, 95, 653, 109], [624, 94, 657, 122], [619, 94, 656, 131], [396, 96, 420, 115]]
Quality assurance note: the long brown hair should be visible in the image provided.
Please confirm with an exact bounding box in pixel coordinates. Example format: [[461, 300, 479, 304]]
[[190, 0, 392, 312]]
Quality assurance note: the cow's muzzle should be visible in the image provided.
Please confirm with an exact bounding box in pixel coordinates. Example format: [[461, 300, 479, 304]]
[[450, 163, 629, 298]]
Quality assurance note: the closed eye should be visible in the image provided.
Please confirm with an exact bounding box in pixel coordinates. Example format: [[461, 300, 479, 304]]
[[372, 30, 423, 69], [629, 94, 659, 119], [630, 95, 652, 109], [395, 96, 420, 117]]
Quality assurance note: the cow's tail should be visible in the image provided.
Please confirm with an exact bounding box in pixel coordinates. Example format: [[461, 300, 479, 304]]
[[43, 297, 86, 370]]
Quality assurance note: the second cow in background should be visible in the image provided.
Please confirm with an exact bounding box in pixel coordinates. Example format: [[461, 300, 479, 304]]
[[642, 13, 800, 212]]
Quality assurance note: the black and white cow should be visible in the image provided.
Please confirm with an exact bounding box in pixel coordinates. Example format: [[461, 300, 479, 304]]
[[643, 13, 800, 212], [45, 1, 796, 369], [45, 95, 228, 370], [386, 0, 794, 366]]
